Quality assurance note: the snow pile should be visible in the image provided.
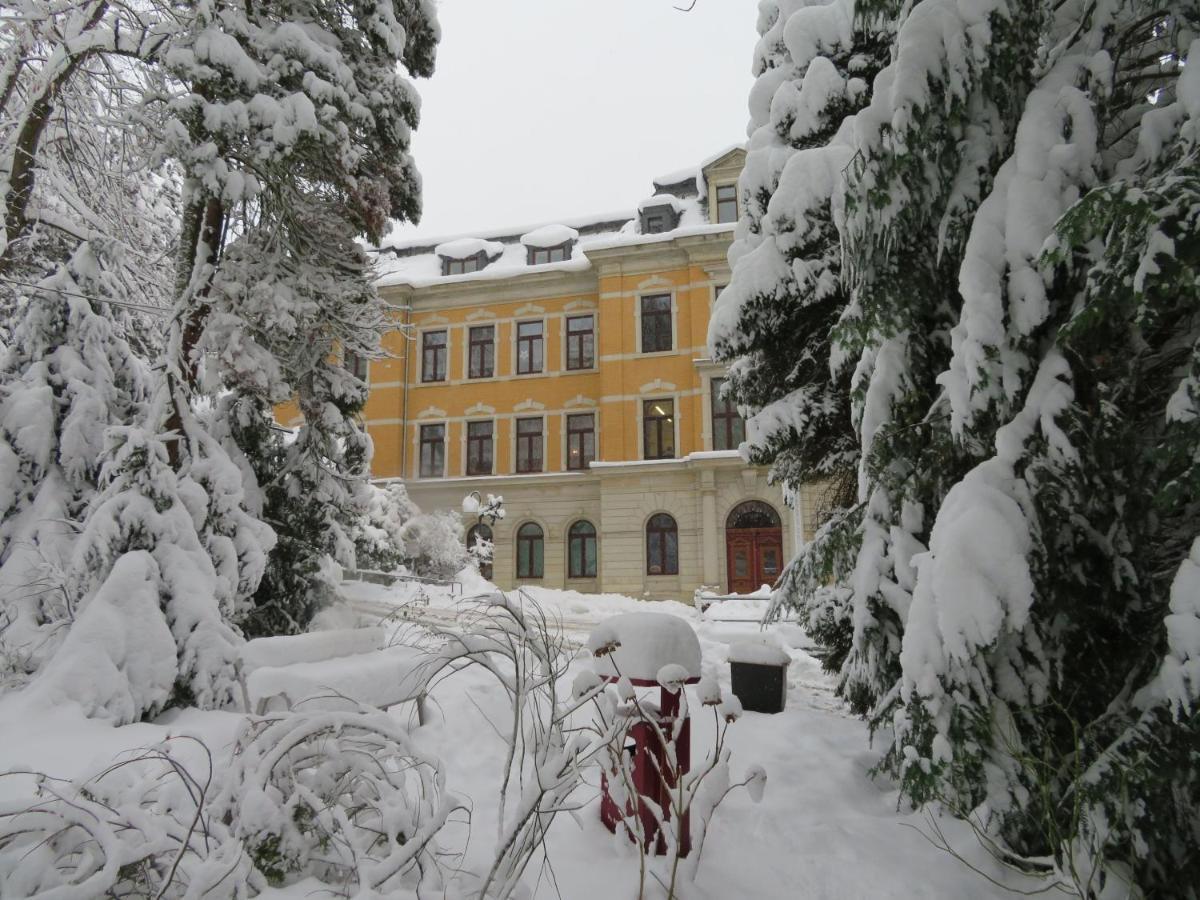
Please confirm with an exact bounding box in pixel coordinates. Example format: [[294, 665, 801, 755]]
[[434, 237, 504, 260], [1158, 537, 1200, 716], [239, 627, 385, 671], [29, 553, 177, 724], [588, 612, 701, 683], [245, 643, 428, 712], [520, 224, 578, 247], [637, 194, 685, 213], [728, 636, 791, 667]]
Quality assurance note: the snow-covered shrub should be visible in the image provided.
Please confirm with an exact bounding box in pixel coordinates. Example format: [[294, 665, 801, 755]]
[[215, 705, 455, 894], [66, 425, 247, 715], [0, 242, 152, 685], [352, 481, 418, 572], [426, 594, 619, 898], [0, 738, 253, 899], [401, 510, 470, 579]]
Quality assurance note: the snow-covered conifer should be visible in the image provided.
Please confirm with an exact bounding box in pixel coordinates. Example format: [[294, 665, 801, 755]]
[[66, 423, 251, 714], [710, 0, 889, 676], [722, 0, 1200, 890], [0, 242, 150, 682], [893, 22, 1200, 890], [157, 0, 438, 634]]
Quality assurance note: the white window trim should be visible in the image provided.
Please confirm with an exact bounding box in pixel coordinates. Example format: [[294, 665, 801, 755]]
[[634, 289, 678, 355], [565, 517, 600, 580], [462, 417, 495, 477], [414, 419, 449, 480], [464, 322, 498, 381], [711, 179, 739, 225], [563, 311, 599, 373], [418, 326, 450, 384], [512, 412, 548, 475], [562, 409, 598, 470], [512, 318, 547, 377]]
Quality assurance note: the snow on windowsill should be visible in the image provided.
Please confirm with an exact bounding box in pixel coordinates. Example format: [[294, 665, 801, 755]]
[[588, 450, 743, 469]]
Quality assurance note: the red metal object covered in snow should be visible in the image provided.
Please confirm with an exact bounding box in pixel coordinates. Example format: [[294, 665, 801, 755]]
[[589, 613, 701, 857]]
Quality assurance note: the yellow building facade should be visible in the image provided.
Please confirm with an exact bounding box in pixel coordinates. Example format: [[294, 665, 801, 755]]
[[334, 149, 819, 601]]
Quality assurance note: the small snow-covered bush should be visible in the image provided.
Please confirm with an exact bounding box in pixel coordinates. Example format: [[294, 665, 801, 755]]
[[0, 738, 252, 899], [401, 510, 469, 579], [215, 705, 457, 893]]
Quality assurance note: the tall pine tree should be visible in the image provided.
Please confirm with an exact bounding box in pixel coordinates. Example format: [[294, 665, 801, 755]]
[[721, 0, 1200, 892]]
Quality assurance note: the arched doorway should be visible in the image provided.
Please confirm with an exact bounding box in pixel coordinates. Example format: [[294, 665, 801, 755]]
[[725, 501, 783, 594]]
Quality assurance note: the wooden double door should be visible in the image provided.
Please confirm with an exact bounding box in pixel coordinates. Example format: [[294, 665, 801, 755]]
[[726, 526, 783, 595]]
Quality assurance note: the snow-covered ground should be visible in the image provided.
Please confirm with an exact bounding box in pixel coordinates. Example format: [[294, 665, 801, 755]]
[[0, 574, 1035, 898]]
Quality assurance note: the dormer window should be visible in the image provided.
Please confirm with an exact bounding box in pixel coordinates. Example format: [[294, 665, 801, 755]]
[[521, 224, 579, 266], [637, 195, 683, 234], [434, 238, 504, 277], [527, 244, 571, 265], [715, 184, 738, 224], [442, 251, 487, 276]]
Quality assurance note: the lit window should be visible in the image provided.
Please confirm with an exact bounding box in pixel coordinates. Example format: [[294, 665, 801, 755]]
[[715, 184, 738, 224], [566, 413, 595, 470], [640, 294, 672, 353], [643, 399, 675, 460], [422, 330, 447, 382], [646, 513, 678, 575], [516, 417, 543, 473], [419, 424, 445, 478], [565, 315, 594, 370]]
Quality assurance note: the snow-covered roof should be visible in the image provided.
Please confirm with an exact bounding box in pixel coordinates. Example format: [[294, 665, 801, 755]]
[[434, 237, 504, 260], [373, 147, 745, 290], [651, 142, 746, 195], [374, 197, 720, 289], [520, 224, 579, 248], [637, 194, 686, 214]]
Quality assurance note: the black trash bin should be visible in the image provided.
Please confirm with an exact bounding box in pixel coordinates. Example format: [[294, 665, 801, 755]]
[[728, 639, 790, 714]]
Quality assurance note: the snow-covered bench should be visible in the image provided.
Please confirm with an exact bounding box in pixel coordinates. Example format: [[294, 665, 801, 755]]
[[237, 628, 432, 722]]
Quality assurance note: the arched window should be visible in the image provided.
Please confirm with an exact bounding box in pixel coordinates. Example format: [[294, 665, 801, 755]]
[[467, 523, 494, 581], [567, 521, 597, 579], [726, 500, 782, 530], [646, 513, 678, 576], [516, 522, 544, 579]]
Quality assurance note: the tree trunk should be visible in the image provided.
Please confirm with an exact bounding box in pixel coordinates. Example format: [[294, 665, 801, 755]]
[[164, 195, 224, 467]]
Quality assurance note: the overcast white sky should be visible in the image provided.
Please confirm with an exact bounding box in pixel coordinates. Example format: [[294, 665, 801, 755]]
[[388, 0, 760, 242]]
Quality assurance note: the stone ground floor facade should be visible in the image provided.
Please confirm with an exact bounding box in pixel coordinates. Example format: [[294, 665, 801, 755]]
[[398, 452, 821, 602]]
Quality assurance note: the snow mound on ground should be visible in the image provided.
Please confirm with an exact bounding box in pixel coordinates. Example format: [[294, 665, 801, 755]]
[[728, 637, 791, 667], [587, 612, 701, 683], [239, 627, 384, 671], [30, 552, 176, 724]]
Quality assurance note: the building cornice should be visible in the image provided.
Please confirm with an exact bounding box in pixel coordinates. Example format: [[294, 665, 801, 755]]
[[380, 268, 598, 309], [377, 227, 734, 306]]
